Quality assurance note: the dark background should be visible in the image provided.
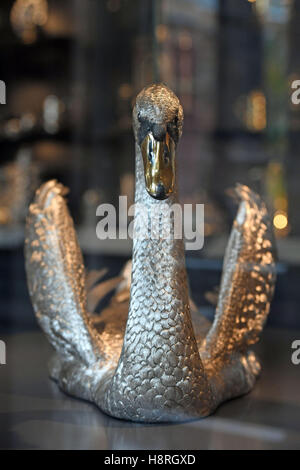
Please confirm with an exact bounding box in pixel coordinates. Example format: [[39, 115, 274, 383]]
[[0, 0, 299, 332]]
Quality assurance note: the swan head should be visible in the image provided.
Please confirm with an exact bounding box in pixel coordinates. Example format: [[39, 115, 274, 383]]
[[133, 83, 183, 200]]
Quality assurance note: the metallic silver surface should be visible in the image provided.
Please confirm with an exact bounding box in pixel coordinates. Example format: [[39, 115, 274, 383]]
[[3, 328, 300, 450], [24, 84, 276, 423]]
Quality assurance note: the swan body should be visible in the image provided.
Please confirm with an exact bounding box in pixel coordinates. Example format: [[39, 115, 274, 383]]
[[25, 84, 276, 422]]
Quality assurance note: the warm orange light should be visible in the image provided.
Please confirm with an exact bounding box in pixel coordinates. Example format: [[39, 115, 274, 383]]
[[118, 83, 133, 100], [0, 207, 11, 225], [246, 91, 266, 131], [10, 0, 48, 43], [274, 196, 288, 211], [273, 211, 288, 230], [156, 24, 169, 43]]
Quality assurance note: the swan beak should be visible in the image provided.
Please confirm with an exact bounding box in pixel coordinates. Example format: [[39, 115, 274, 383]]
[[141, 132, 176, 200]]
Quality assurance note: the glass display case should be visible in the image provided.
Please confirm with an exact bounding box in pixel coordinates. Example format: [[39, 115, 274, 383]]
[[0, 0, 300, 450]]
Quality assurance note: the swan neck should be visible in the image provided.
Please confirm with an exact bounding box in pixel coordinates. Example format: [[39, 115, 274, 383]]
[[125, 144, 196, 359], [103, 142, 210, 421]]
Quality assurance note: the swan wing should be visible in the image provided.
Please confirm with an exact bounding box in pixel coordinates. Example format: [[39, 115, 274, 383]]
[[24, 180, 103, 365], [202, 184, 276, 360]]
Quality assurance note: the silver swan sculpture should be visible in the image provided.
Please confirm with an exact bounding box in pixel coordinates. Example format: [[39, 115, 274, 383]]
[[24, 84, 276, 423]]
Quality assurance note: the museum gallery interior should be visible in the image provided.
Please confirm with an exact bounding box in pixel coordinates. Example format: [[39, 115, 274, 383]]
[[0, 0, 300, 451]]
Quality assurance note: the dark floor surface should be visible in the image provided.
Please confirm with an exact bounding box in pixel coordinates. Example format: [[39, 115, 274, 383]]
[[0, 328, 300, 450]]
